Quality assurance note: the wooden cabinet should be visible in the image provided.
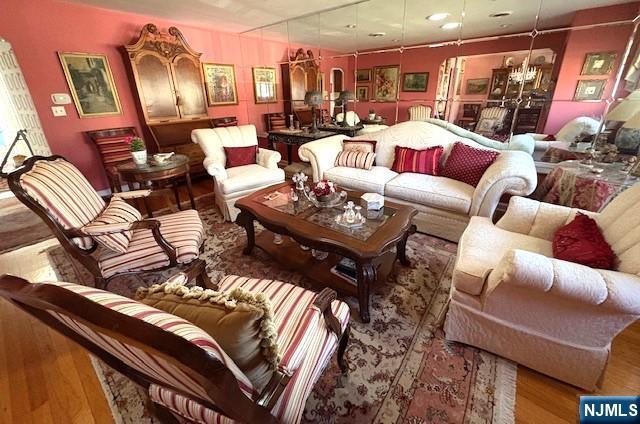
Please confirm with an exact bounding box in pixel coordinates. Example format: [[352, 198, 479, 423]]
[[125, 24, 209, 174], [281, 48, 320, 120]]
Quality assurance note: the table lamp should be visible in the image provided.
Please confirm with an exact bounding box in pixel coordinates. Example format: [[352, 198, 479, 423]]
[[304, 90, 323, 133], [607, 90, 640, 154], [337, 90, 355, 127]]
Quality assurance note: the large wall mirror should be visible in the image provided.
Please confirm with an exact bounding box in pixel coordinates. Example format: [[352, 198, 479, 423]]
[[239, 0, 639, 164]]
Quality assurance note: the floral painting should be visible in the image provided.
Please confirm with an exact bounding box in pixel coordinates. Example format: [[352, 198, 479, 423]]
[[373, 65, 400, 102], [202, 63, 238, 106]]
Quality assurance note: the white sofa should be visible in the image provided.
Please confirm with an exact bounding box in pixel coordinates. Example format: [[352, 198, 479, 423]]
[[444, 183, 640, 389], [191, 125, 284, 221], [530, 116, 601, 162], [298, 121, 537, 241]]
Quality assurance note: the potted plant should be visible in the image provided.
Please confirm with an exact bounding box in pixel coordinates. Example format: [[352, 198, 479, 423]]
[[368, 109, 376, 120], [125, 136, 147, 165]]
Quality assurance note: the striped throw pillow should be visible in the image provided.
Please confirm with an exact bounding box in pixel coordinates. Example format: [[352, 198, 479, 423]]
[[391, 145, 444, 175], [343, 139, 376, 154], [334, 150, 376, 170], [82, 197, 141, 253]]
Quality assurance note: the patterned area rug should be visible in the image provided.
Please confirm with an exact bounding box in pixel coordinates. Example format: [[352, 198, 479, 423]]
[[0, 196, 53, 253], [47, 204, 516, 424]]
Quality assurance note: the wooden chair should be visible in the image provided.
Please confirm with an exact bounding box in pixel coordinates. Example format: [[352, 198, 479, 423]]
[[0, 274, 351, 423], [85, 126, 137, 193], [265, 112, 288, 131], [7, 155, 211, 290]]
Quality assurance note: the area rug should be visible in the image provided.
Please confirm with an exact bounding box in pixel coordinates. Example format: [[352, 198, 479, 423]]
[[47, 204, 517, 424], [0, 195, 53, 253]]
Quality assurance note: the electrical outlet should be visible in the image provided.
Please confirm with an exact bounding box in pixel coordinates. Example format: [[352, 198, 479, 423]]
[[51, 106, 66, 117]]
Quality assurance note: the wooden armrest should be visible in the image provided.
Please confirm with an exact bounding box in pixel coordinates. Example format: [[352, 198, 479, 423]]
[[313, 287, 342, 338]]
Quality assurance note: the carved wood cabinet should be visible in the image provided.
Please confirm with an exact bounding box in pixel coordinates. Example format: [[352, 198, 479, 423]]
[[281, 48, 320, 120], [125, 24, 210, 173]]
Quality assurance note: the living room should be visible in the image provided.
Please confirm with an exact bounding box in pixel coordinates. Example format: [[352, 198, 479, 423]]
[[0, 0, 639, 423]]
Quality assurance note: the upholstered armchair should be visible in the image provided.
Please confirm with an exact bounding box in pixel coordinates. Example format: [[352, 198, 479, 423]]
[[8, 155, 211, 290], [0, 273, 350, 423], [475, 106, 510, 136], [444, 183, 640, 389], [336, 111, 360, 126], [191, 125, 284, 221], [408, 104, 432, 121]]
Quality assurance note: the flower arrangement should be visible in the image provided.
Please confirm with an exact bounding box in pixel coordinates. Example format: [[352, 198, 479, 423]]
[[312, 179, 337, 199], [124, 136, 146, 152]]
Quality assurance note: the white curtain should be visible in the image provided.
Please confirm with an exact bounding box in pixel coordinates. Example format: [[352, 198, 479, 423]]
[[0, 37, 50, 170]]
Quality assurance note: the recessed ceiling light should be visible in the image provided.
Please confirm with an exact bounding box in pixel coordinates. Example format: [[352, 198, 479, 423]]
[[499, 23, 511, 28], [427, 13, 450, 21], [345, 24, 356, 29], [391, 38, 400, 42], [368, 32, 386, 37], [489, 11, 513, 18], [440, 22, 461, 30]]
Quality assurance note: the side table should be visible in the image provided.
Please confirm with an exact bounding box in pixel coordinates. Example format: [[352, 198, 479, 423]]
[[116, 154, 195, 217], [535, 160, 638, 212], [317, 123, 364, 137]]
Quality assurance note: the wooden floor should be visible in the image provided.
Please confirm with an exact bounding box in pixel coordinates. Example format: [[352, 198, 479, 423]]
[[0, 179, 639, 423]]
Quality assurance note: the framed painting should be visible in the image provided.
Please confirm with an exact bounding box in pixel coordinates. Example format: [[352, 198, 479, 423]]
[[581, 52, 617, 76], [574, 79, 606, 101], [373, 65, 400, 102], [356, 85, 369, 101], [252, 67, 277, 104], [356, 69, 371, 82], [402, 72, 428, 92], [202, 63, 238, 106], [57, 52, 122, 118], [465, 78, 489, 95]]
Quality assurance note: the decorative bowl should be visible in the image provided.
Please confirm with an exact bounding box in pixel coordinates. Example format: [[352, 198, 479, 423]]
[[153, 152, 174, 164], [307, 190, 347, 208]]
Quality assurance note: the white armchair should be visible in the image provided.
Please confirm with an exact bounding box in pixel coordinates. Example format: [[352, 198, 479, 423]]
[[192, 125, 284, 221], [444, 183, 640, 389]]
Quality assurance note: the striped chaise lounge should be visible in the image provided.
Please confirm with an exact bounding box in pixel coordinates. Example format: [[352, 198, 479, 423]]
[[0, 274, 351, 423]]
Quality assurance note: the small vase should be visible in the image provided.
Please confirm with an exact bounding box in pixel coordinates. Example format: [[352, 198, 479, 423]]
[[131, 150, 147, 165], [368, 113, 376, 120]]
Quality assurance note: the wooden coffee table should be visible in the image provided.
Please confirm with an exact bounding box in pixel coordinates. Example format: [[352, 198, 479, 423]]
[[235, 182, 417, 322]]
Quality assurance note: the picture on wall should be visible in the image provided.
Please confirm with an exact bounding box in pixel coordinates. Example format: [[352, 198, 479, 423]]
[[356, 69, 371, 82], [581, 52, 617, 76], [574, 79, 607, 101], [356, 85, 369, 101], [57, 52, 122, 118], [203, 63, 238, 106], [373, 65, 400, 102], [465, 78, 490, 95], [402, 72, 429, 92], [252, 67, 277, 104]]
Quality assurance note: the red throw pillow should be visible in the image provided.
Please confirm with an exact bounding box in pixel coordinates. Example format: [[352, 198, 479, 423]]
[[391, 145, 444, 175], [224, 145, 258, 168], [552, 213, 616, 270], [441, 142, 499, 187]]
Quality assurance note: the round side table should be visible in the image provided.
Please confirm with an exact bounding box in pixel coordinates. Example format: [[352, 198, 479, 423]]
[[116, 154, 195, 217]]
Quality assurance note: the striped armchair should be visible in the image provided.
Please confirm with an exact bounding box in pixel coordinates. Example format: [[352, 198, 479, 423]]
[[7, 155, 211, 290], [475, 107, 510, 136], [85, 126, 137, 193], [0, 274, 351, 423], [408, 104, 432, 121]]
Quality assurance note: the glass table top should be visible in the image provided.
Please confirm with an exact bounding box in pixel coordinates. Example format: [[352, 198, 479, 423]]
[[116, 154, 189, 174], [258, 186, 397, 241]]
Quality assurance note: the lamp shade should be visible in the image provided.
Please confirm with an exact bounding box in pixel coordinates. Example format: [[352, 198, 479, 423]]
[[606, 90, 640, 122], [337, 90, 355, 103], [622, 111, 640, 129], [304, 91, 323, 107]]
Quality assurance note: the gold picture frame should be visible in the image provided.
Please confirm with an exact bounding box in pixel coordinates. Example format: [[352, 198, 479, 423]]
[[581, 51, 617, 76], [373, 65, 400, 102], [57, 52, 122, 118], [356, 85, 369, 101], [252, 67, 277, 104], [356, 69, 371, 82], [202, 63, 238, 106]]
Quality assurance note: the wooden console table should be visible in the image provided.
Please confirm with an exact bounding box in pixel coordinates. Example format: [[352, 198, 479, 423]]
[[267, 130, 334, 164]]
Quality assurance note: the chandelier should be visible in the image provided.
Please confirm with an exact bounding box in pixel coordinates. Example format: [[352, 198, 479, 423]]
[[509, 64, 537, 83]]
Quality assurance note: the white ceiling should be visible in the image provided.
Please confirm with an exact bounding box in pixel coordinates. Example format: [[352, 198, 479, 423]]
[[63, 0, 638, 51]]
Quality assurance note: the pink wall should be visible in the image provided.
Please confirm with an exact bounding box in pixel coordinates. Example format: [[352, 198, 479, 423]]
[[0, 0, 351, 190], [543, 3, 639, 134]]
